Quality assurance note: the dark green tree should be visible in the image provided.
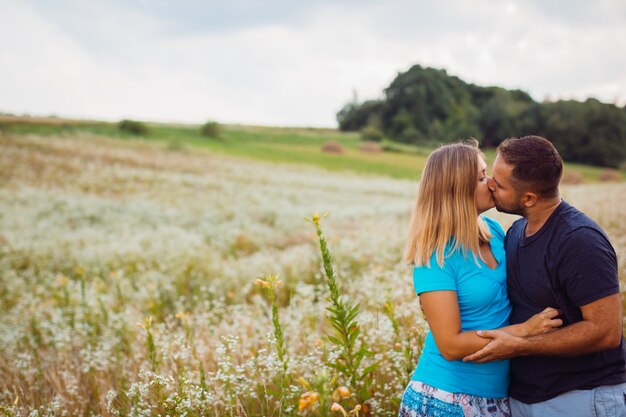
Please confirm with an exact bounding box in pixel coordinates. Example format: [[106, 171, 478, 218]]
[[474, 87, 535, 147], [335, 65, 626, 167], [337, 100, 385, 131], [537, 99, 626, 167]]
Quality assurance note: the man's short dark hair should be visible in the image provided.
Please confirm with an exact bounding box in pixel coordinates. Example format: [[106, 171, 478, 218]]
[[497, 135, 563, 198]]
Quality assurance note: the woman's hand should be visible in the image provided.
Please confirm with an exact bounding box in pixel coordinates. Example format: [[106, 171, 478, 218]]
[[520, 307, 563, 337]]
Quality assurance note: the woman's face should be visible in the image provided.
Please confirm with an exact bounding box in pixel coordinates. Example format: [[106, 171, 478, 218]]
[[475, 156, 495, 214]]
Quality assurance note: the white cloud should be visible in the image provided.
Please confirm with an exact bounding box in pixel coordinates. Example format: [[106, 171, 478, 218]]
[[0, 0, 624, 127]]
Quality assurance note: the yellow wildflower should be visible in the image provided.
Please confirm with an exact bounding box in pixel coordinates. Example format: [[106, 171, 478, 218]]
[[138, 315, 153, 329], [256, 274, 283, 289], [297, 376, 312, 390], [349, 404, 362, 416], [332, 386, 351, 402], [331, 402, 348, 417], [304, 211, 328, 225], [298, 391, 320, 411], [255, 279, 270, 287], [266, 273, 279, 282]]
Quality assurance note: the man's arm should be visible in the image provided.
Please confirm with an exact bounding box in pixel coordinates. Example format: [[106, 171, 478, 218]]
[[463, 293, 623, 363], [421, 290, 562, 361]]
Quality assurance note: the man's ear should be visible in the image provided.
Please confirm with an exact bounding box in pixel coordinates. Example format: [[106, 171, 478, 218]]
[[522, 192, 538, 208]]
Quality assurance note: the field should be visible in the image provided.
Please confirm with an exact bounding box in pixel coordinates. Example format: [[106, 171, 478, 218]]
[[0, 121, 625, 416], [1, 117, 624, 182]]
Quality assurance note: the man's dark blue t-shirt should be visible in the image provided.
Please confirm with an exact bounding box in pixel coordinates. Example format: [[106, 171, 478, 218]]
[[506, 200, 626, 404]]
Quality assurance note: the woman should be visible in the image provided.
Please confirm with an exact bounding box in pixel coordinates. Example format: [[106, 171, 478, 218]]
[[399, 141, 561, 417]]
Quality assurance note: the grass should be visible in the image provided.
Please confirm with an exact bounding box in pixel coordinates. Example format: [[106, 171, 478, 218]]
[[1, 129, 625, 416], [0, 115, 624, 182], [0, 132, 428, 416]]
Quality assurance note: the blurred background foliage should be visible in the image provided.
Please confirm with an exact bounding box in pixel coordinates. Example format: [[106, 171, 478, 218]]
[[337, 65, 626, 168]]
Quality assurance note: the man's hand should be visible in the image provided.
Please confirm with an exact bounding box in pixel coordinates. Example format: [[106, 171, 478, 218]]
[[464, 294, 623, 362], [462, 329, 527, 363]]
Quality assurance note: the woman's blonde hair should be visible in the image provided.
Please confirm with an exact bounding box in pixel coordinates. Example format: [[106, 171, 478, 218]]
[[403, 140, 491, 267]]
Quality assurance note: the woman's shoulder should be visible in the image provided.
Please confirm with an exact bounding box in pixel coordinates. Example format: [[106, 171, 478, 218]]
[[481, 216, 505, 240], [414, 242, 464, 272], [412, 249, 459, 293]]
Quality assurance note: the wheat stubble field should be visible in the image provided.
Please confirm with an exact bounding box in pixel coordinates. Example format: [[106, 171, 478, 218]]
[[0, 132, 624, 416]]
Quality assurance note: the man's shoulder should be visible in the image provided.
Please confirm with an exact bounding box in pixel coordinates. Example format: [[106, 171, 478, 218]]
[[507, 217, 526, 235], [551, 201, 615, 261], [554, 201, 606, 239]]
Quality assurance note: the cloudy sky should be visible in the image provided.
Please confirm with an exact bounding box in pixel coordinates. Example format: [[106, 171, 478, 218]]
[[1, 0, 625, 127]]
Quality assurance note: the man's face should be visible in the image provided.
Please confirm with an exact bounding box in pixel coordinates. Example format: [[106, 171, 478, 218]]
[[488, 155, 525, 215]]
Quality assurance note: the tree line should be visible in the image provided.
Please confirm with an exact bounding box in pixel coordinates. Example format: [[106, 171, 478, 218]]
[[337, 65, 626, 168]]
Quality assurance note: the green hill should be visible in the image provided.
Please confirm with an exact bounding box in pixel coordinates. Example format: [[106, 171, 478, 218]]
[[0, 115, 623, 182]]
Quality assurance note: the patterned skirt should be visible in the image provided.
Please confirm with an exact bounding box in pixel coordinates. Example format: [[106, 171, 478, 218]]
[[398, 381, 511, 417]]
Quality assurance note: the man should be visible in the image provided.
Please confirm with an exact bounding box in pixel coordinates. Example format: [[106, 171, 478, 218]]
[[464, 135, 626, 417]]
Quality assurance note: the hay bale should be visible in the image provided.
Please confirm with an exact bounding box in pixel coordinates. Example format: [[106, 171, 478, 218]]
[[598, 169, 623, 182], [321, 141, 344, 154], [560, 171, 585, 185], [359, 141, 383, 153]]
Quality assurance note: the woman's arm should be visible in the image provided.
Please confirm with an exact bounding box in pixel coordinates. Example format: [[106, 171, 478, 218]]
[[419, 291, 562, 361]]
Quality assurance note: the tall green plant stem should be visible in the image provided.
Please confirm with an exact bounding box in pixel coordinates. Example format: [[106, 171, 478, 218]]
[[306, 213, 377, 405]]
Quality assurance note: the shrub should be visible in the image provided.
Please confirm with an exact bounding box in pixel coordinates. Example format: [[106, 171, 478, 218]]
[[166, 141, 186, 152], [598, 169, 623, 182], [200, 121, 220, 138], [560, 171, 585, 185], [360, 125, 384, 142], [118, 119, 148, 135], [359, 141, 383, 153], [380, 140, 428, 155], [399, 126, 421, 143], [321, 141, 344, 154]]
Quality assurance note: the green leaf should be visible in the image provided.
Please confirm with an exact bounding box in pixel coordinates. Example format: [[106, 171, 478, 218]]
[[327, 335, 343, 346], [360, 361, 381, 379], [348, 328, 360, 346]]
